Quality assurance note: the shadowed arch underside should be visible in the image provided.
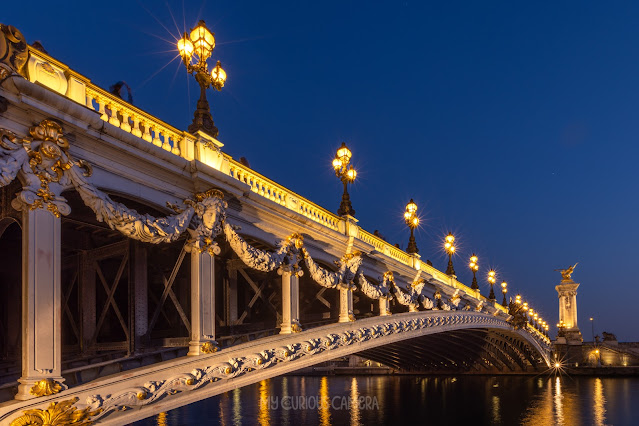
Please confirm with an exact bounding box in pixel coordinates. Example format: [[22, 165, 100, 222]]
[[357, 328, 547, 373]]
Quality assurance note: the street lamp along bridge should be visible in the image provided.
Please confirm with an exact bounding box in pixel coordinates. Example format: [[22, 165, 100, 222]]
[[0, 22, 551, 425]]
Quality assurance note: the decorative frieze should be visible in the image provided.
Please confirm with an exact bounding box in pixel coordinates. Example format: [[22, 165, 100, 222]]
[[8, 312, 526, 425]]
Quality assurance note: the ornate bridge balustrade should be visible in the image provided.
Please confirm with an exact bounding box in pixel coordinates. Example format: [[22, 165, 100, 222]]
[[0, 24, 550, 424]]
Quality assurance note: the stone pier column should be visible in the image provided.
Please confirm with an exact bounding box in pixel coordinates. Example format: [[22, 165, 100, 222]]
[[338, 286, 354, 323], [188, 250, 217, 355], [278, 265, 301, 334], [379, 297, 390, 316], [16, 208, 65, 400]]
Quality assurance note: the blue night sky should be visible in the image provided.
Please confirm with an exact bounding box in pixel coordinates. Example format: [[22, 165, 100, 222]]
[[4, 1, 639, 340]]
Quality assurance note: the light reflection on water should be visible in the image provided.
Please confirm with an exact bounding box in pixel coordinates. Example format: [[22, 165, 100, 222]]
[[593, 378, 606, 426], [136, 375, 639, 426]]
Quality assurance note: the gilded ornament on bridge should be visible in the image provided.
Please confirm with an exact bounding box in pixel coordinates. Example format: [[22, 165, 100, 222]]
[[291, 320, 303, 333], [201, 341, 218, 354], [9, 397, 100, 426], [0, 119, 93, 217], [29, 378, 62, 397], [555, 262, 578, 282], [0, 23, 28, 79]]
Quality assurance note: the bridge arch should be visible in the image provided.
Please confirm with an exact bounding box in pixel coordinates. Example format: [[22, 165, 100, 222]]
[[0, 310, 551, 425]]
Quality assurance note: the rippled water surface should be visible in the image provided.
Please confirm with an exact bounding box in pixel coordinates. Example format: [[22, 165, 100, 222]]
[[134, 375, 639, 425]]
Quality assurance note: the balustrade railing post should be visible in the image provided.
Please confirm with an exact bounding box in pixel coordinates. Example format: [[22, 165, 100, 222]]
[[338, 286, 354, 323], [15, 208, 66, 399], [278, 265, 301, 334], [187, 250, 217, 355]]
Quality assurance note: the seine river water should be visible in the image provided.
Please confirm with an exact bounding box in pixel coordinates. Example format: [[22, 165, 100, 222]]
[[134, 375, 639, 425]]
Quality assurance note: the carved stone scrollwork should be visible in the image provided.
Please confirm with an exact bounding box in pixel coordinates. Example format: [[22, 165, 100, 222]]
[[420, 295, 434, 310], [181, 189, 227, 255], [301, 248, 362, 290], [0, 23, 28, 80], [389, 273, 423, 311], [224, 222, 288, 272], [1, 120, 82, 217], [278, 233, 304, 277], [356, 272, 388, 300], [68, 166, 193, 243], [449, 289, 461, 309]]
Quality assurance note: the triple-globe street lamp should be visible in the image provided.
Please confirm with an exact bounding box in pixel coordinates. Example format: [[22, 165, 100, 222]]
[[469, 254, 479, 291], [177, 20, 227, 138], [501, 281, 508, 306], [332, 142, 357, 216], [487, 269, 496, 301], [404, 199, 419, 254], [444, 233, 456, 276]]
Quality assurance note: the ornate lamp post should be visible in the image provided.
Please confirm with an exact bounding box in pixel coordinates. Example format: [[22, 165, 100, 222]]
[[177, 20, 227, 138], [487, 269, 496, 301], [332, 142, 356, 216], [469, 254, 479, 290], [444, 233, 456, 276], [404, 199, 419, 254], [501, 281, 508, 306]]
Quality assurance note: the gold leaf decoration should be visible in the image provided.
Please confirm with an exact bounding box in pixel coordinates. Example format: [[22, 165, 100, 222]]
[[29, 378, 62, 397], [9, 397, 101, 426], [201, 341, 218, 354]]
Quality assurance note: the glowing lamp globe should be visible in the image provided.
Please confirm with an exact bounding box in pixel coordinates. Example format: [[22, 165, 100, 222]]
[[336, 142, 352, 164], [190, 20, 215, 60], [178, 34, 194, 60], [346, 166, 356, 181], [406, 199, 417, 214], [211, 61, 227, 89]]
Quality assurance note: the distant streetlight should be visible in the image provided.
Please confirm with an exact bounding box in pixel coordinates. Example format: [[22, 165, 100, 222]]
[[404, 199, 419, 254], [333, 142, 356, 216], [177, 20, 227, 138], [590, 317, 595, 342], [444, 233, 456, 276], [469, 254, 479, 291], [501, 281, 508, 306], [487, 269, 496, 301]]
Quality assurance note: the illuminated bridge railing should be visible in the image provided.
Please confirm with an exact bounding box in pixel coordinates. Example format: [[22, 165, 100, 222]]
[[228, 159, 289, 206], [25, 46, 508, 308], [85, 86, 187, 156]]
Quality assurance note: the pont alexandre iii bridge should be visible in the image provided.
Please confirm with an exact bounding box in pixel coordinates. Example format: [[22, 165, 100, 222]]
[[0, 24, 551, 424]]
